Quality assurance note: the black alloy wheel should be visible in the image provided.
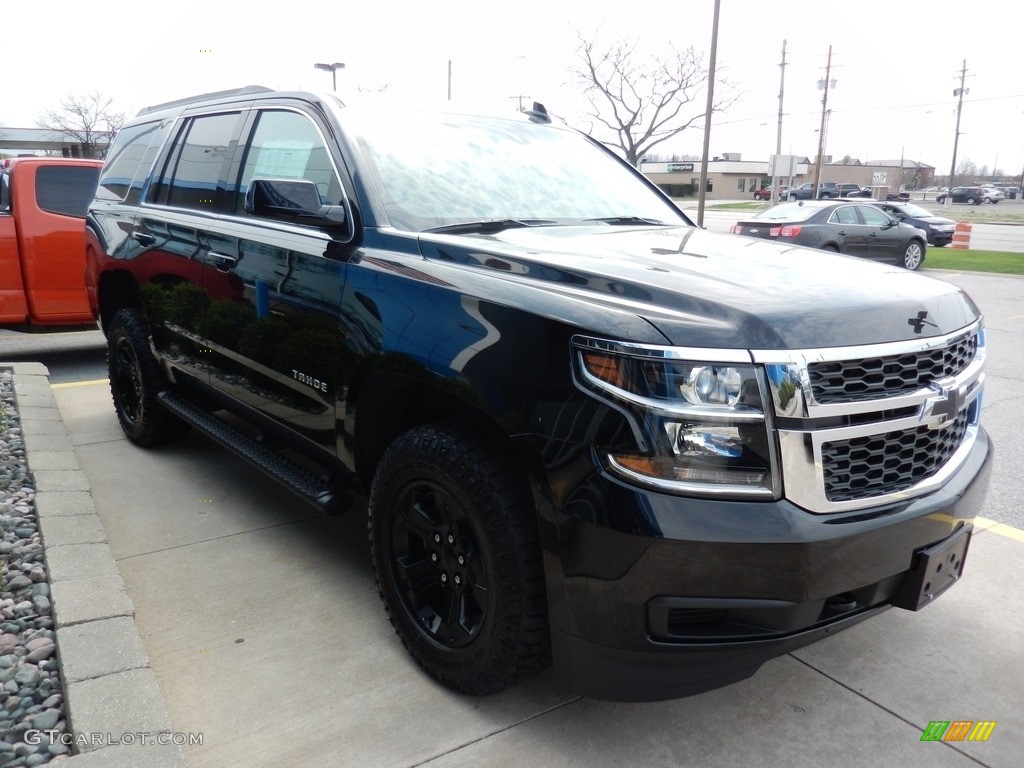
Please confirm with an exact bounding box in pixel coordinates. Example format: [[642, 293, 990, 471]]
[[107, 308, 189, 447], [369, 423, 549, 695]]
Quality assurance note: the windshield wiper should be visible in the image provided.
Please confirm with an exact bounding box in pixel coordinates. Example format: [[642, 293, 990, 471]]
[[581, 216, 666, 226], [425, 218, 555, 235]]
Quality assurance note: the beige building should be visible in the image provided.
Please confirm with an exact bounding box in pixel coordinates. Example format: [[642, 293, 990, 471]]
[[640, 156, 935, 200]]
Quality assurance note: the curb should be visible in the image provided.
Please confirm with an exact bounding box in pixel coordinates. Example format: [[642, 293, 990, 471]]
[[3, 362, 186, 767]]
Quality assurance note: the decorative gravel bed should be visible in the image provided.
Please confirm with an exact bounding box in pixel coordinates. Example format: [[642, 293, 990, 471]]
[[0, 369, 69, 766]]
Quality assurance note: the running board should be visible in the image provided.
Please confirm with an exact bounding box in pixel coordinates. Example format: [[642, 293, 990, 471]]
[[157, 391, 343, 514]]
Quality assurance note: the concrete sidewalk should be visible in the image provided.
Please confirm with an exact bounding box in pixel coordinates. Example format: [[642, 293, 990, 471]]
[[9, 366, 1024, 767]]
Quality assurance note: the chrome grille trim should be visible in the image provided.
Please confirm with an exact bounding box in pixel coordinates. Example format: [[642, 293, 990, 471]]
[[754, 320, 985, 514]]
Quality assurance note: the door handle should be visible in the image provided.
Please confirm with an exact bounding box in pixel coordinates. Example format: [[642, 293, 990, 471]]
[[131, 231, 155, 246], [210, 252, 238, 272]]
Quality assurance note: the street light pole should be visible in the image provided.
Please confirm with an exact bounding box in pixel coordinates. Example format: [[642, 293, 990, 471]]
[[314, 61, 346, 92]]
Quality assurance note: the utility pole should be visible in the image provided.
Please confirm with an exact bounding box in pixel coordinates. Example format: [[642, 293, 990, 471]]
[[770, 40, 787, 204], [508, 95, 531, 111], [812, 45, 834, 196], [447, 59, 452, 101], [947, 60, 968, 207], [696, 0, 721, 228]]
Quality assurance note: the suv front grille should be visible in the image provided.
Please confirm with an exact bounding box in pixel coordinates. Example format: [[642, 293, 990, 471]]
[[821, 411, 969, 502], [808, 332, 978, 404], [760, 321, 984, 513]]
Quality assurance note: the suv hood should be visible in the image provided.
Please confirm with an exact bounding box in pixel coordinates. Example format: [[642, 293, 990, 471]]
[[418, 225, 979, 349]]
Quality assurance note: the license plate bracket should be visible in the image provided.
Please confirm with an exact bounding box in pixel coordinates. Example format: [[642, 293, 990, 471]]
[[891, 525, 971, 611]]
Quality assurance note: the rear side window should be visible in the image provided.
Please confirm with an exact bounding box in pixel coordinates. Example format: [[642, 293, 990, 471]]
[[95, 120, 172, 204], [153, 112, 243, 212], [36, 166, 101, 218]]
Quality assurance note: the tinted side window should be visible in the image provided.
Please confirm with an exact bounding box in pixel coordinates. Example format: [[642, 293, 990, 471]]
[[96, 121, 161, 202], [236, 110, 342, 215], [0, 170, 9, 212], [830, 206, 859, 225], [858, 206, 891, 226], [36, 166, 101, 218], [158, 113, 243, 211]]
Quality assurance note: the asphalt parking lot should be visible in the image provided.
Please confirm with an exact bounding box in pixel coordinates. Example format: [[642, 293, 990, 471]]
[[4, 270, 1023, 768]]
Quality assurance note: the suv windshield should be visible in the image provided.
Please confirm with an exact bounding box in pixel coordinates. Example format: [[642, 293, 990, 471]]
[[350, 112, 689, 232]]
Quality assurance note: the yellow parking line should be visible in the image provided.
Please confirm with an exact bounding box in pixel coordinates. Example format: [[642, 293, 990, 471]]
[[975, 516, 1024, 543], [51, 379, 108, 389], [987, 523, 1024, 544]]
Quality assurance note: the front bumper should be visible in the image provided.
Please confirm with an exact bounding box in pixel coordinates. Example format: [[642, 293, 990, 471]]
[[544, 425, 992, 701]]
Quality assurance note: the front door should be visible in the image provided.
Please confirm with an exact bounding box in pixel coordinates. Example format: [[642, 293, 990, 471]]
[[200, 107, 354, 454]]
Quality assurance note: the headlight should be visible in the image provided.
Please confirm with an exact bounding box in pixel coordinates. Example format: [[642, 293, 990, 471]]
[[572, 337, 780, 498]]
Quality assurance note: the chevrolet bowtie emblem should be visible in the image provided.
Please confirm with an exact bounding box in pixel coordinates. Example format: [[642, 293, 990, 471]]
[[921, 381, 962, 429]]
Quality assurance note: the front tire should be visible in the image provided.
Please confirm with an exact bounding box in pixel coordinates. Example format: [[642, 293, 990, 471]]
[[902, 240, 924, 270], [368, 424, 549, 695], [107, 308, 189, 447]]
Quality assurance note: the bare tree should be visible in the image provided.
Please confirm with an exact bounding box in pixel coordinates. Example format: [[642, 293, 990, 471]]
[[569, 31, 735, 166], [956, 158, 977, 177], [37, 92, 126, 158]]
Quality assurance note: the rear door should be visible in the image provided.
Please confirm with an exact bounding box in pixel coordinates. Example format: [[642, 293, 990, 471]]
[[12, 162, 100, 322], [135, 110, 248, 384], [826, 204, 868, 253]]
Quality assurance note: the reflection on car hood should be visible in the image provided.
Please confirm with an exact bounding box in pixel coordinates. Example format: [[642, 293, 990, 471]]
[[417, 225, 980, 350]]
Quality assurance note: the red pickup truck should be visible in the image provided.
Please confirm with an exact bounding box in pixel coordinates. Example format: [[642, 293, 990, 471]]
[[1, 157, 102, 331]]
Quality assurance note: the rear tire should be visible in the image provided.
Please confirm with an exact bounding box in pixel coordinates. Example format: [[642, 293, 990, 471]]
[[107, 308, 190, 447], [967, 198, 977, 206], [368, 423, 549, 695], [902, 240, 924, 270]]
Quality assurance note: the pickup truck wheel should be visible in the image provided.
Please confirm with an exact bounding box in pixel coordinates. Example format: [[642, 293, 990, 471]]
[[368, 424, 549, 695], [902, 240, 924, 270], [108, 308, 189, 447]]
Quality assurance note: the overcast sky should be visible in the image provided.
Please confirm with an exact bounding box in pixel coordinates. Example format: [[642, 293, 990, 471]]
[[5, 0, 1023, 177]]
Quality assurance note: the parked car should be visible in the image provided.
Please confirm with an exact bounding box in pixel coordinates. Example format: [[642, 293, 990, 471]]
[[787, 181, 840, 200], [980, 187, 1004, 203], [836, 183, 871, 198], [753, 184, 788, 201], [868, 201, 957, 247], [731, 200, 928, 269], [86, 87, 989, 702], [0, 157, 103, 331], [935, 187, 986, 205]]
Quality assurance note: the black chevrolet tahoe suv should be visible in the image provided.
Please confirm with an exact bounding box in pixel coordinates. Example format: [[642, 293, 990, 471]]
[[85, 87, 992, 702]]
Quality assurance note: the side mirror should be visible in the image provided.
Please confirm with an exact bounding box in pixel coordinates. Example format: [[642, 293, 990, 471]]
[[244, 178, 347, 227]]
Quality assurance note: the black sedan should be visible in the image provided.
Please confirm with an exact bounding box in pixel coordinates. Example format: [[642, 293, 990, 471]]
[[731, 200, 928, 270], [868, 201, 957, 247]]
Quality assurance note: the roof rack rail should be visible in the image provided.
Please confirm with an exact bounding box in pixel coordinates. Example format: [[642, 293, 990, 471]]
[[137, 86, 274, 116]]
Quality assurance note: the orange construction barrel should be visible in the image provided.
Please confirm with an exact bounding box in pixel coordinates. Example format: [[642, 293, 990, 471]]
[[951, 221, 972, 250]]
